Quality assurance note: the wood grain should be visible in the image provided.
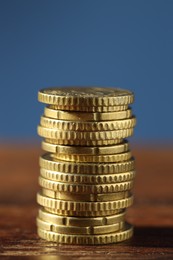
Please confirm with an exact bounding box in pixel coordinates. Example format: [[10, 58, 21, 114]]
[[0, 144, 173, 259]]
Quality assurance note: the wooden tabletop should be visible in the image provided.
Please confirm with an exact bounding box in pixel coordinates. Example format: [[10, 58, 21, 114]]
[[0, 144, 173, 259]]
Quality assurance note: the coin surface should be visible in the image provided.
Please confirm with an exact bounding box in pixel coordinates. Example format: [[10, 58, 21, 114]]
[[40, 116, 136, 131], [38, 208, 125, 226], [50, 104, 129, 112], [40, 153, 135, 174], [40, 168, 136, 184], [45, 207, 122, 217], [37, 222, 133, 244], [38, 87, 134, 106], [39, 177, 133, 193], [41, 140, 129, 155], [45, 138, 123, 146], [53, 151, 132, 163], [37, 217, 124, 235], [42, 188, 130, 201], [37, 192, 133, 211], [44, 107, 132, 121], [37, 126, 134, 140]]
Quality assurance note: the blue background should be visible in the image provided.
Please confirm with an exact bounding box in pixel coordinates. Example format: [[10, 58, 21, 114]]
[[0, 0, 173, 141]]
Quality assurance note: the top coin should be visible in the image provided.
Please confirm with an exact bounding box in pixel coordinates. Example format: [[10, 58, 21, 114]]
[[38, 87, 134, 107]]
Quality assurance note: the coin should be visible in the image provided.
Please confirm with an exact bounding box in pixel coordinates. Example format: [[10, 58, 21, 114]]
[[45, 138, 123, 146], [38, 87, 134, 106], [37, 217, 124, 235], [44, 107, 132, 121], [40, 168, 136, 184], [40, 115, 136, 131], [39, 177, 133, 193], [40, 153, 135, 174], [41, 140, 129, 155], [37, 126, 134, 140], [37, 192, 133, 211], [50, 104, 129, 112], [40, 116, 136, 132], [38, 208, 125, 226], [42, 188, 130, 201], [45, 207, 122, 217], [37, 222, 133, 244], [53, 151, 132, 163]]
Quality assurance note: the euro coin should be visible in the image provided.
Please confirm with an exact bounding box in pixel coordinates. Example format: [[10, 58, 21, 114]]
[[40, 153, 135, 174], [38, 208, 125, 227], [40, 168, 136, 184], [37, 217, 124, 235], [37, 125, 134, 141], [41, 140, 129, 155], [38, 87, 134, 106], [37, 192, 133, 211], [39, 177, 134, 193], [50, 104, 129, 112], [45, 207, 122, 217], [44, 107, 132, 121], [45, 138, 123, 146], [53, 151, 132, 163], [40, 115, 136, 131], [37, 222, 133, 244], [42, 188, 130, 201]]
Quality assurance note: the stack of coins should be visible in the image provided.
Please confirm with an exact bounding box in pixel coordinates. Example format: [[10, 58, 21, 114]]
[[37, 87, 136, 245]]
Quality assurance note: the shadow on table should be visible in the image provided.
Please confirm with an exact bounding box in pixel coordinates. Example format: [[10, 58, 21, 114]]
[[131, 226, 173, 248]]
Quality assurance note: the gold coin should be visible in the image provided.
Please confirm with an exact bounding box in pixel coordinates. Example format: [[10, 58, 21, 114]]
[[45, 207, 122, 217], [38, 208, 125, 226], [45, 138, 123, 146], [39, 177, 133, 193], [37, 217, 124, 235], [42, 188, 130, 202], [44, 107, 132, 121], [37, 192, 133, 211], [37, 126, 134, 141], [40, 168, 136, 184], [38, 87, 134, 106], [53, 151, 132, 163], [37, 223, 133, 244], [40, 153, 135, 174], [41, 140, 129, 155], [40, 115, 136, 131], [50, 104, 129, 112]]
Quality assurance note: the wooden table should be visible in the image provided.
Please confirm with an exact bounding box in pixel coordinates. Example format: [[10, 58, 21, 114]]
[[0, 144, 173, 259]]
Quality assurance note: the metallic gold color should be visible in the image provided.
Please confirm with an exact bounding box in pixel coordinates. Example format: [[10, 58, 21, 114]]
[[37, 125, 134, 140], [37, 223, 133, 244], [38, 208, 125, 226], [37, 217, 124, 235], [45, 207, 122, 217], [45, 138, 123, 146], [40, 154, 135, 174], [37, 192, 133, 211], [53, 151, 132, 163], [39, 177, 133, 193], [40, 116, 136, 131], [44, 107, 132, 121], [41, 140, 129, 155], [38, 87, 134, 106], [50, 104, 129, 112], [42, 189, 130, 201], [40, 168, 136, 184]]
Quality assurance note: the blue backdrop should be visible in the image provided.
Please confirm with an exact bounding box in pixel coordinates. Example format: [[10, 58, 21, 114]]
[[0, 0, 173, 140]]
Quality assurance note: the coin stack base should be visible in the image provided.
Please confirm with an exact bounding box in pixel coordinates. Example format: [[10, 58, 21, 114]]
[[37, 87, 136, 244]]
